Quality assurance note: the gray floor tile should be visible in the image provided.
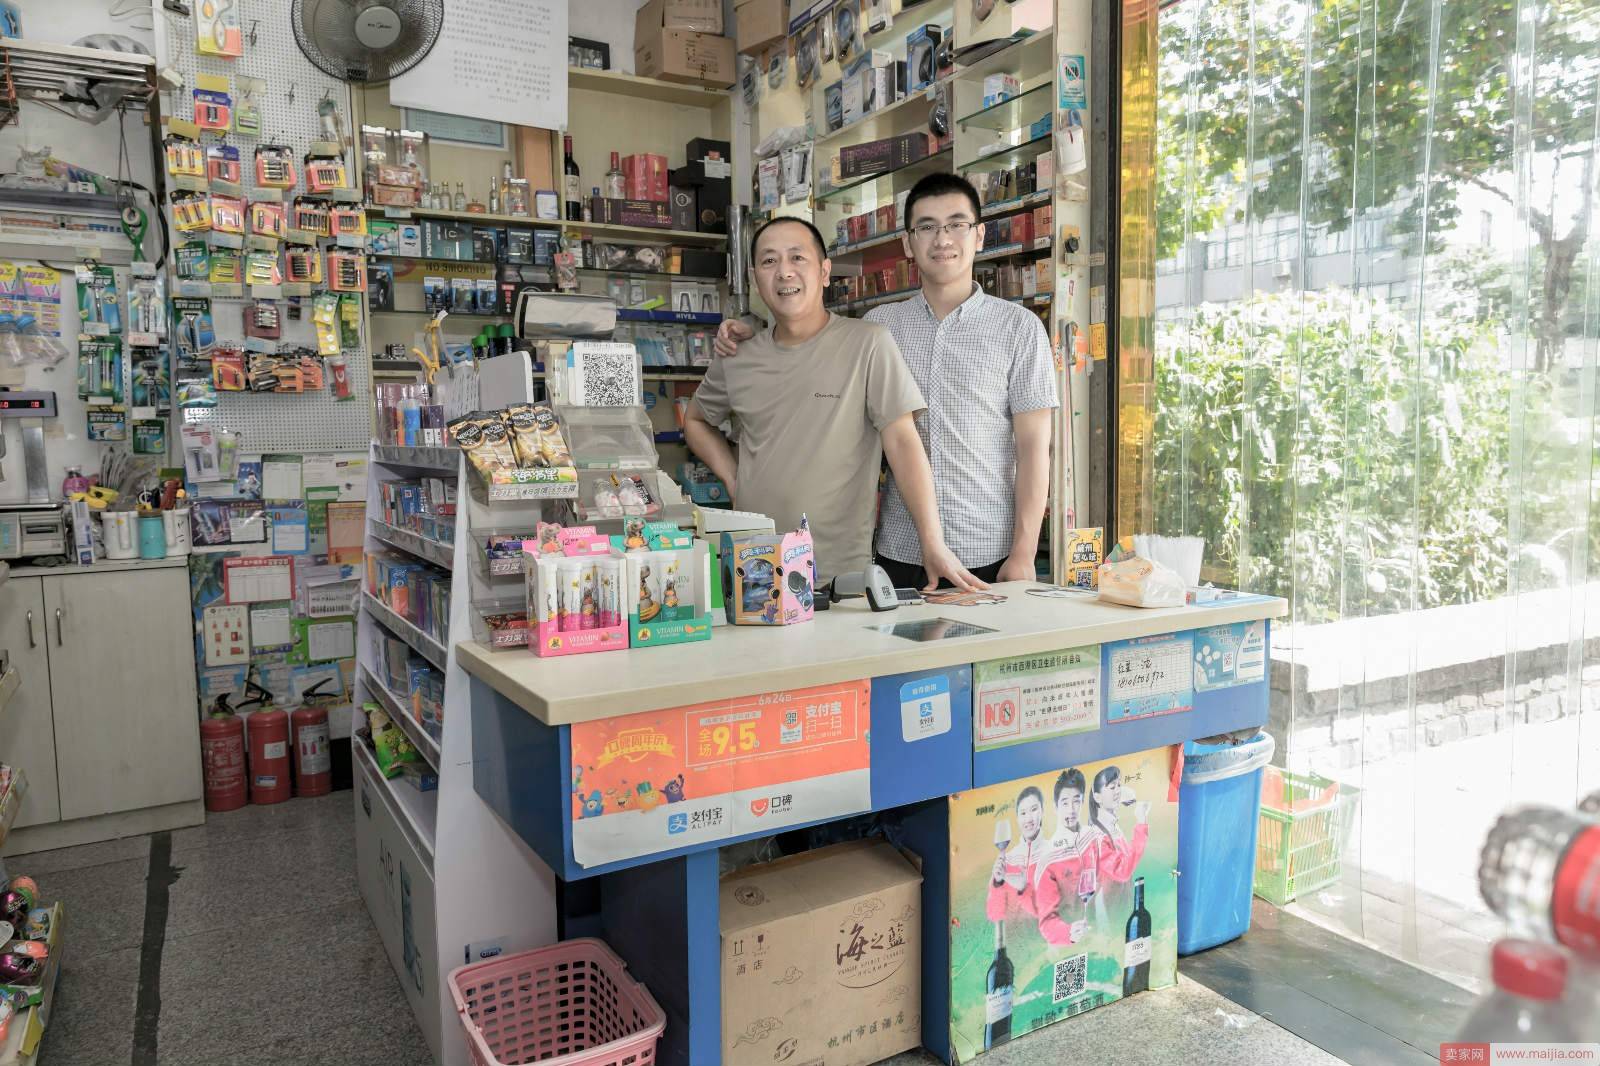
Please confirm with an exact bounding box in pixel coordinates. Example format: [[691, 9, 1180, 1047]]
[[878, 976, 1345, 1066], [10, 835, 150, 877], [35, 945, 139, 1066], [157, 896, 407, 1063], [167, 792, 351, 857], [158, 1012, 433, 1066], [164, 814, 357, 939], [1184, 900, 1471, 1064], [33, 858, 148, 962]]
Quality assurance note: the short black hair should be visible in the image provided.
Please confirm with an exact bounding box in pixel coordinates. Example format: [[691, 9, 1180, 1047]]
[[903, 173, 983, 230], [1054, 768, 1086, 805], [750, 216, 829, 261]]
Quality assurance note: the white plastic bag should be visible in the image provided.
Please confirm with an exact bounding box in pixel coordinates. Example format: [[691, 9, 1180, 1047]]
[[1097, 555, 1186, 608]]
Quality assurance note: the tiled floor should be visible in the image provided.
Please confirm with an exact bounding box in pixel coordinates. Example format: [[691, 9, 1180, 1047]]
[[14, 792, 1456, 1065], [27, 793, 431, 1066]]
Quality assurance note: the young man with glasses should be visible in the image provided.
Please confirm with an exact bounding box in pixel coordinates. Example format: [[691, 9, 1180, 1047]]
[[686, 215, 984, 589], [716, 173, 1059, 589]]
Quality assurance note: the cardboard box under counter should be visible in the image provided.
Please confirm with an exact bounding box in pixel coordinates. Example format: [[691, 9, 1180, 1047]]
[[720, 839, 922, 1066]]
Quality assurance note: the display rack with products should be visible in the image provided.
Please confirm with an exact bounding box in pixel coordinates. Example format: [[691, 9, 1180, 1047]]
[[153, 3, 373, 453], [740, 0, 1092, 580], [355, 68, 734, 387], [353, 379, 558, 1064]]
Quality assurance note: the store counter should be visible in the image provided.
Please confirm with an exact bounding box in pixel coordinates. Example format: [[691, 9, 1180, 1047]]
[[460, 583, 1284, 1065]]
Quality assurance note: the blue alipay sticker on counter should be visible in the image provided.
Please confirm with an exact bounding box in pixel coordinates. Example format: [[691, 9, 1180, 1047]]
[[900, 674, 951, 742]]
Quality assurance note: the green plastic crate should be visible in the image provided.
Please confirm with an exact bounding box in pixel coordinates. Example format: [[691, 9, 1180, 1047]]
[[1253, 766, 1359, 906]]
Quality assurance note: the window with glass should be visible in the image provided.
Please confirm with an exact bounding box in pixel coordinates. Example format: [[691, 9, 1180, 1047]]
[[1119, 0, 1600, 990]]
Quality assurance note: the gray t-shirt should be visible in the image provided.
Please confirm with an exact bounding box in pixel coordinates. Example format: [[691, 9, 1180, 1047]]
[[693, 314, 926, 580]]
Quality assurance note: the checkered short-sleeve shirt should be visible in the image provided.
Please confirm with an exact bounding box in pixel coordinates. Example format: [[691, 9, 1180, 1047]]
[[868, 285, 1059, 568]]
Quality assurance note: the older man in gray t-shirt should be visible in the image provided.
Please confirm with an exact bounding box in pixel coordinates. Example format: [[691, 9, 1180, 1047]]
[[686, 217, 981, 590]]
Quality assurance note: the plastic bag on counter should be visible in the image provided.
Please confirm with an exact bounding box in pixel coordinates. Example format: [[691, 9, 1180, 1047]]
[[1098, 555, 1186, 608]]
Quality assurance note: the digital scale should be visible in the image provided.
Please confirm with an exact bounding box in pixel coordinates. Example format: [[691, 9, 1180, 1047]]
[[0, 389, 69, 564]]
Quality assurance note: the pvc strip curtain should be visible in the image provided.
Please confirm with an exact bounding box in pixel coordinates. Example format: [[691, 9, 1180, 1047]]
[[1137, 0, 1600, 987]]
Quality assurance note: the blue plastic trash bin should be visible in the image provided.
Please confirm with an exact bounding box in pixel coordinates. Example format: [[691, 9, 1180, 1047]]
[[1177, 730, 1276, 955]]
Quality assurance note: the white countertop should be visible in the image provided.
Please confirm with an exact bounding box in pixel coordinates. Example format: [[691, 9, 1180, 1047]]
[[5, 557, 190, 578], [458, 582, 1287, 726]]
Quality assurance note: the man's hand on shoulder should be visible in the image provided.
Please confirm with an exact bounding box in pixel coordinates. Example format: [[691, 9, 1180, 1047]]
[[713, 319, 756, 358]]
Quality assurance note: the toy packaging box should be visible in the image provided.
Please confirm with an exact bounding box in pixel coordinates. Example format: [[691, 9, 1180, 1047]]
[[525, 527, 629, 658], [720, 525, 815, 625], [612, 520, 713, 648]]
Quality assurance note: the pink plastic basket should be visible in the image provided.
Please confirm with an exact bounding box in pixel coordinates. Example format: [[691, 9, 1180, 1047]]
[[448, 938, 666, 1066]]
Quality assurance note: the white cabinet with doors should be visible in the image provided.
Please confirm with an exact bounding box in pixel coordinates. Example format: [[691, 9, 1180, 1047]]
[[0, 559, 203, 852]]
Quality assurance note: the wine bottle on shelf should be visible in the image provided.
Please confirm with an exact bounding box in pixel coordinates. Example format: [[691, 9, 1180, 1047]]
[[983, 920, 1014, 1049], [604, 151, 626, 200], [584, 188, 598, 223], [1123, 876, 1152, 997], [500, 161, 513, 212], [453, 181, 467, 211], [489, 178, 499, 215], [563, 135, 582, 221]]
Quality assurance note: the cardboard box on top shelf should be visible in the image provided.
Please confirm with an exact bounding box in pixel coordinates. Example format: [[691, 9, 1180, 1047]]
[[720, 839, 922, 1066], [636, 0, 737, 87], [659, 0, 724, 34], [734, 0, 788, 55]]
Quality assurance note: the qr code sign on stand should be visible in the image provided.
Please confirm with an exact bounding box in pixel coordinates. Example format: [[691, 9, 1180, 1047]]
[[1052, 954, 1087, 1003], [570, 342, 642, 407]]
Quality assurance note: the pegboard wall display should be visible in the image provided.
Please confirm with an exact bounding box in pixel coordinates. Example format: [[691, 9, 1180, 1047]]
[[154, 3, 372, 452]]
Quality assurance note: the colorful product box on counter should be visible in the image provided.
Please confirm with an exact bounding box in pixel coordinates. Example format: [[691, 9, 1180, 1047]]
[[525, 527, 629, 658], [612, 520, 712, 648], [720, 523, 815, 625]]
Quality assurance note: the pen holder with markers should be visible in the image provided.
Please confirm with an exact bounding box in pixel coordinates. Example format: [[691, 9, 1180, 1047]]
[[525, 527, 628, 658], [611, 521, 713, 649]]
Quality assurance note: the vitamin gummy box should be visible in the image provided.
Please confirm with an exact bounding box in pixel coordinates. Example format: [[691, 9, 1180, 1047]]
[[525, 527, 628, 658], [612, 519, 713, 648], [720, 525, 815, 626]]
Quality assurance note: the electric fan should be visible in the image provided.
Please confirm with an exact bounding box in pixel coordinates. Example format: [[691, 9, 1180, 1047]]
[[291, 0, 445, 83]]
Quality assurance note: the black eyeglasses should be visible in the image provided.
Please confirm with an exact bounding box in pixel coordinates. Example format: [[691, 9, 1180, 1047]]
[[909, 221, 978, 240]]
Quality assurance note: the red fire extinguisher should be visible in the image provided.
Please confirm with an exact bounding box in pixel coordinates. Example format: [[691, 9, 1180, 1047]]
[[291, 681, 334, 797], [200, 694, 247, 813], [246, 702, 291, 806]]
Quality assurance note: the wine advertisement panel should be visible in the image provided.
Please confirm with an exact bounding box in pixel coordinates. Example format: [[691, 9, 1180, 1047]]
[[946, 745, 1180, 1059]]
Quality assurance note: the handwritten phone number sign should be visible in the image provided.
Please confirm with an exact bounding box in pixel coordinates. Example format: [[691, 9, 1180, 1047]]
[[1106, 633, 1194, 722]]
